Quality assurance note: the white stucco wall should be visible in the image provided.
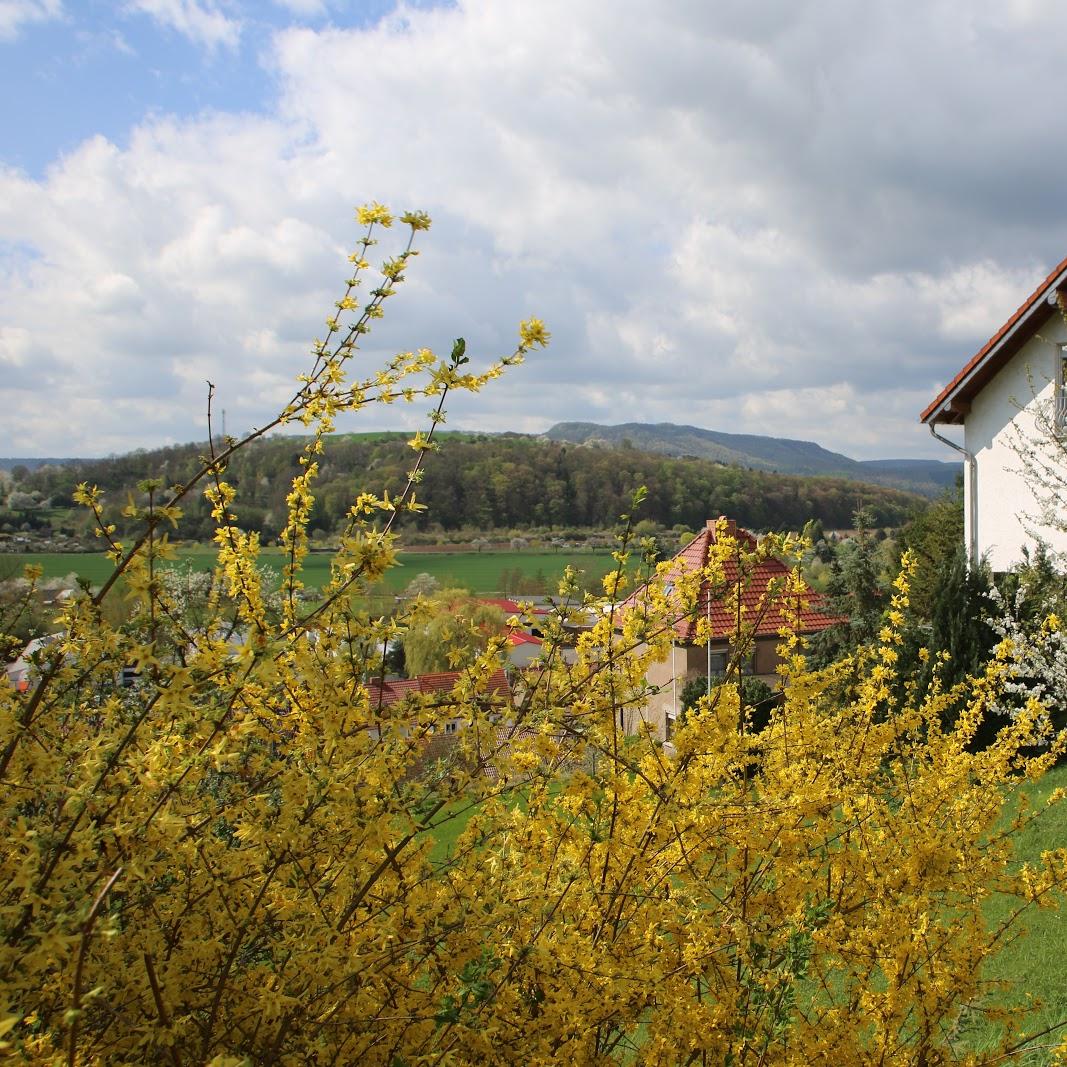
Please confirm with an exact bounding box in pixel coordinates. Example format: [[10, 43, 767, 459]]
[[963, 314, 1067, 571]]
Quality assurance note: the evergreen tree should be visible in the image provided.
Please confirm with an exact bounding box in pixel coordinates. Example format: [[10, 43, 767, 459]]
[[897, 484, 965, 617], [807, 508, 886, 667], [679, 674, 776, 729], [997, 539, 1067, 625], [892, 546, 997, 740], [922, 546, 995, 693]]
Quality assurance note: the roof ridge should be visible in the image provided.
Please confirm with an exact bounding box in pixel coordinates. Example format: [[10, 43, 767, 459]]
[[921, 251, 1067, 424]]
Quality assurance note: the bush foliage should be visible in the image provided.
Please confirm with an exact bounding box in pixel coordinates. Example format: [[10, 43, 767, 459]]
[[3, 210, 1067, 1065]]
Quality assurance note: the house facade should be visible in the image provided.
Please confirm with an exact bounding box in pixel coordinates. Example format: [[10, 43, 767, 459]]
[[922, 254, 1067, 572], [620, 517, 837, 743]]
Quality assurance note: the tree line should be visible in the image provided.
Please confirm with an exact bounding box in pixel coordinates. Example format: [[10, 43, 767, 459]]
[[12, 432, 924, 541]]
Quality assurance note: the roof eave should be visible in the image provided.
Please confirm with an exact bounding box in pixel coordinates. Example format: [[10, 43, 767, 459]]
[[920, 262, 1067, 426]]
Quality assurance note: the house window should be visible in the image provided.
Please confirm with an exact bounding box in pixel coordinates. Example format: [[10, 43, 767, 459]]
[[665, 712, 676, 742], [445, 721, 458, 734], [708, 651, 727, 676], [1058, 346, 1067, 432]]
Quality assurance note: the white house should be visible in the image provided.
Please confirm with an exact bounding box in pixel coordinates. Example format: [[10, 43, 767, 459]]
[[921, 253, 1067, 572]]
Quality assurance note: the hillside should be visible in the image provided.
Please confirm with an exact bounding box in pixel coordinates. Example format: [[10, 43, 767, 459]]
[[542, 422, 958, 496], [5, 434, 927, 543]]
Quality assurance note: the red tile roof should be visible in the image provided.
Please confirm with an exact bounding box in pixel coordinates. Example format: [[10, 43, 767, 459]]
[[507, 631, 543, 646], [921, 252, 1067, 425], [366, 668, 511, 710], [479, 598, 550, 615], [479, 598, 524, 614], [479, 724, 580, 782], [620, 517, 838, 642]]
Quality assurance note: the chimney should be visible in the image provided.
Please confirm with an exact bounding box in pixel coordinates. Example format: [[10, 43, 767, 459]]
[[707, 516, 737, 537]]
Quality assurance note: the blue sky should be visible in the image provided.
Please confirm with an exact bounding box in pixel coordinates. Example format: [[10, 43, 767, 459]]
[[1, 2, 420, 174], [4, 0, 1067, 459]]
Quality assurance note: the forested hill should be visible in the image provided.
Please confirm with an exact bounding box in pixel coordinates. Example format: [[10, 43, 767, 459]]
[[543, 422, 958, 496], [15, 432, 925, 540]]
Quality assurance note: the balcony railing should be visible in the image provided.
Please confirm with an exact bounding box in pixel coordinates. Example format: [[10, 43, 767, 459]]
[[1057, 394, 1067, 433]]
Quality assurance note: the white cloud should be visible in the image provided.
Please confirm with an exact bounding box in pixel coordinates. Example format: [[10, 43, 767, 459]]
[[7, 0, 1067, 459], [0, 0, 62, 40], [125, 0, 240, 51], [0, 326, 30, 367], [915, 261, 1044, 344]]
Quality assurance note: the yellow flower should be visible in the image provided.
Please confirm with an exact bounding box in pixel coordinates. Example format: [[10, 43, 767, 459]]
[[356, 201, 393, 227], [518, 317, 551, 348]]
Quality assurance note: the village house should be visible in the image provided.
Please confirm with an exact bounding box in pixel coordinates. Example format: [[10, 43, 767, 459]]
[[922, 253, 1067, 571], [506, 630, 544, 668], [478, 595, 589, 667], [620, 517, 837, 743]]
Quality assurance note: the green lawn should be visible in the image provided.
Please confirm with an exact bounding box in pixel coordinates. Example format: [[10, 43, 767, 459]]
[[963, 763, 1067, 1063], [1, 547, 620, 596], [423, 799, 482, 867]]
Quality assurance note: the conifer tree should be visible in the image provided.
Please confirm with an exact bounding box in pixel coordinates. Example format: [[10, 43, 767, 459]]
[[807, 507, 886, 667], [897, 484, 965, 616]]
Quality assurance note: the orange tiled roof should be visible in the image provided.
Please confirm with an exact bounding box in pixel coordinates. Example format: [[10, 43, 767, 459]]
[[479, 597, 523, 614], [620, 517, 839, 642], [507, 631, 543, 646], [921, 252, 1067, 425], [479, 597, 551, 617], [366, 668, 510, 709]]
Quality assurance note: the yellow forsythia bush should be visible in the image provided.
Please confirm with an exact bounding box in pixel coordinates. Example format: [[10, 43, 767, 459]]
[[2, 209, 1066, 1065]]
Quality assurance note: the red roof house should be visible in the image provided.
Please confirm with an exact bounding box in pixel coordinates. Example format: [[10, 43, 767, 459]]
[[621, 517, 838, 742], [505, 630, 544, 669], [478, 597, 551, 616], [363, 669, 513, 781], [623, 517, 837, 644]]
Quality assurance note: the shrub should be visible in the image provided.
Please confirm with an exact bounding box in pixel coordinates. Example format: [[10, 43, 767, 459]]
[[2, 210, 1066, 1065]]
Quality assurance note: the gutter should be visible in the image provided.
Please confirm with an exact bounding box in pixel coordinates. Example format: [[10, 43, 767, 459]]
[[928, 422, 978, 566]]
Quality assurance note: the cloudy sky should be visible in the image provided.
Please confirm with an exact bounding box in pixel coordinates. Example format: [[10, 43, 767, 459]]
[[3, 0, 1067, 460]]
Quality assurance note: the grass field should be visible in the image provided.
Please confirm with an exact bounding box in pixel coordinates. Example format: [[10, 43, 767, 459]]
[[0, 547, 620, 595], [966, 763, 1067, 1063]]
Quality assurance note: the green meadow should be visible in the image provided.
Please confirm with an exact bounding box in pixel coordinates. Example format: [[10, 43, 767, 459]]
[[1, 547, 619, 595], [965, 762, 1067, 1063]]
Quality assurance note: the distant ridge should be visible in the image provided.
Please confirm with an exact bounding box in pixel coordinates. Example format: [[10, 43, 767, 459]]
[[0, 457, 86, 472], [2, 425, 959, 497], [542, 422, 958, 497], [5, 433, 926, 536]]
